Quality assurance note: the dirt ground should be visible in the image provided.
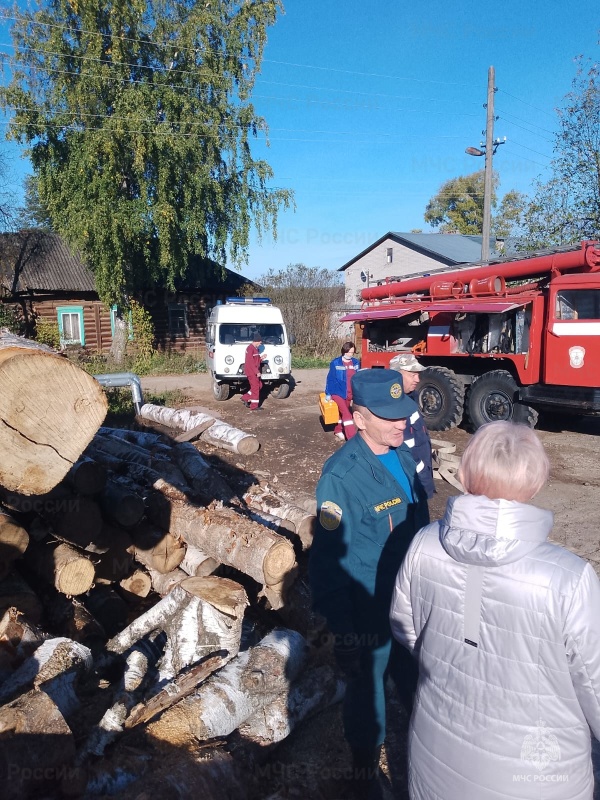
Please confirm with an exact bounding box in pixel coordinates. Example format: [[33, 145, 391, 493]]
[[135, 369, 600, 799]]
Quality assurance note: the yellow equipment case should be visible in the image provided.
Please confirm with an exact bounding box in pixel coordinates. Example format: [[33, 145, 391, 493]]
[[319, 393, 340, 425]]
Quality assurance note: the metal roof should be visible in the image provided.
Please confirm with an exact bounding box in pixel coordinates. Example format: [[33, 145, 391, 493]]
[[0, 230, 255, 295], [339, 232, 499, 272], [341, 299, 530, 322], [0, 230, 96, 292]]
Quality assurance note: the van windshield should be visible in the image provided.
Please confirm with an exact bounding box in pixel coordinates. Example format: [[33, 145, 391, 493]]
[[219, 324, 285, 345]]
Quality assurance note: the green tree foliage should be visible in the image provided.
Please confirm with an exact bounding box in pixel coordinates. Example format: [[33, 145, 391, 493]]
[[1, 0, 293, 305], [520, 59, 600, 249], [249, 263, 343, 358], [424, 170, 498, 234], [491, 189, 529, 240], [18, 175, 54, 231]]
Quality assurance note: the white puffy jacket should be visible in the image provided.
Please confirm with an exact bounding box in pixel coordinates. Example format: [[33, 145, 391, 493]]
[[390, 493, 600, 800]]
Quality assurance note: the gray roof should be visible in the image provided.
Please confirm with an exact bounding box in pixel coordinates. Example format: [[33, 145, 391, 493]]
[[0, 230, 96, 293], [339, 232, 498, 271], [0, 230, 256, 295]]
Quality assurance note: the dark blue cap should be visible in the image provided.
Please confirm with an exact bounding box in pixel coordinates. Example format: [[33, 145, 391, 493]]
[[352, 369, 418, 420]]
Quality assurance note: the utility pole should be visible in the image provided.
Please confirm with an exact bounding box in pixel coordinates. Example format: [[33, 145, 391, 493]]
[[481, 66, 495, 263]]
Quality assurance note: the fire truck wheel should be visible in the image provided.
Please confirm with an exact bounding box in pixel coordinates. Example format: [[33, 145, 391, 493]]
[[417, 367, 465, 431], [213, 380, 231, 401], [466, 370, 538, 430], [271, 381, 291, 399]]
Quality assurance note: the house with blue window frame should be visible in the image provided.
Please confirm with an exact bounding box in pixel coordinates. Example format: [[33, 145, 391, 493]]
[[0, 230, 256, 352]]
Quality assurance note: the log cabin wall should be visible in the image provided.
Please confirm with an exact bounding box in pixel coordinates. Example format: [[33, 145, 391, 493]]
[[31, 295, 114, 353]]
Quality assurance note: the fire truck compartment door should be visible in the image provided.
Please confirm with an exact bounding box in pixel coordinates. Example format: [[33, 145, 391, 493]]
[[545, 288, 600, 387]]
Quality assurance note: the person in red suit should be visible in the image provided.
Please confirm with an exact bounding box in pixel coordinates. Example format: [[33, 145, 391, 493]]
[[241, 332, 265, 410]]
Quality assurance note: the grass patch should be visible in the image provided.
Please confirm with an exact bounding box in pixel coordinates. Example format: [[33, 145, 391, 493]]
[[103, 388, 185, 426], [291, 353, 331, 369], [74, 350, 207, 377]]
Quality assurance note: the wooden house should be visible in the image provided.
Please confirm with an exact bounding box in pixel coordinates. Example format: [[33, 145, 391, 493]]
[[0, 230, 255, 353]]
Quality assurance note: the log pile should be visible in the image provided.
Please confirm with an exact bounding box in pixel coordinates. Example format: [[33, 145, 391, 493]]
[[0, 388, 339, 799]]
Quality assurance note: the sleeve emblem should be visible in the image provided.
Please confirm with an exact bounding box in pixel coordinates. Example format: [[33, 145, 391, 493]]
[[319, 501, 343, 531]]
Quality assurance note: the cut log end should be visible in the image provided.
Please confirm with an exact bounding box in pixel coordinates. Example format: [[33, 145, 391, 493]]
[[262, 540, 297, 586]]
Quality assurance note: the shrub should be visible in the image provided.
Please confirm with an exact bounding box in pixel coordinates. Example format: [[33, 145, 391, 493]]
[[35, 317, 61, 348]]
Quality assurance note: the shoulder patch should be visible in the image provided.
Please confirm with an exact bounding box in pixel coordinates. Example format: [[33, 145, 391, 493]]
[[319, 501, 343, 531]]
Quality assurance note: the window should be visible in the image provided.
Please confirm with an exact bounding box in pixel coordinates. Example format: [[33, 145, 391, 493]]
[[168, 303, 189, 337], [218, 323, 284, 344], [110, 305, 134, 339], [386, 247, 393, 264], [555, 290, 600, 320], [57, 306, 85, 346]]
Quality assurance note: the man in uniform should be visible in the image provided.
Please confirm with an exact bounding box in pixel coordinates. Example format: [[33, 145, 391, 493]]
[[309, 369, 429, 799], [390, 353, 435, 500], [241, 332, 265, 410]]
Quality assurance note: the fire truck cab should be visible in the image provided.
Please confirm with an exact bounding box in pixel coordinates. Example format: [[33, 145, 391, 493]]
[[342, 242, 600, 430]]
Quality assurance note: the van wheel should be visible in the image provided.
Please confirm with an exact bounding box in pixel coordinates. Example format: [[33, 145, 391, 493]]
[[466, 370, 538, 430], [271, 381, 291, 399], [417, 367, 465, 431], [213, 380, 231, 401]]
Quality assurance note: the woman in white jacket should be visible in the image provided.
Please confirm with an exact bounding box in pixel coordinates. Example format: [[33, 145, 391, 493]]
[[390, 420, 600, 800]]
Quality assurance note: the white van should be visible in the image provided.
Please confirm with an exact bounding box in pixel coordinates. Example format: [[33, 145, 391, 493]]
[[205, 298, 294, 400]]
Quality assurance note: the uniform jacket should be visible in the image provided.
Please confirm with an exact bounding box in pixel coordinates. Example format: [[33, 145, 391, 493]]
[[404, 395, 434, 499], [244, 343, 262, 379], [325, 355, 360, 400], [309, 433, 429, 646], [390, 493, 600, 800]]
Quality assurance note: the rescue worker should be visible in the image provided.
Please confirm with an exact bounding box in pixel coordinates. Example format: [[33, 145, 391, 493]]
[[241, 332, 265, 410], [389, 353, 435, 500], [325, 341, 360, 440], [309, 369, 429, 799]]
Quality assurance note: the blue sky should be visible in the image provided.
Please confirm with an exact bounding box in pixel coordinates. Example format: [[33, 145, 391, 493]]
[[1, 1, 599, 282]]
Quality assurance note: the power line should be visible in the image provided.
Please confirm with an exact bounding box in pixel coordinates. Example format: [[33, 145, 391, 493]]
[[495, 108, 555, 136], [1, 12, 477, 88], [506, 139, 553, 161], [497, 115, 555, 144], [496, 89, 556, 119]]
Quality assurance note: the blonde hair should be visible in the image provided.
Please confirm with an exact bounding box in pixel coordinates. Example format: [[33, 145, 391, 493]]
[[459, 421, 549, 502]]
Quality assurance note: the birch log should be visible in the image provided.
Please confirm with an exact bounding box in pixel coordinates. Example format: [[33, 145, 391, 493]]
[[131, 522, 186, 573], [149, 628, 307, 744], [0, 637, 92, 715], [173, 442, 240, 504], [180, 545, 219, 577], [0, 606, 49, 679], [150, 499, 296, 588], [24, 540, 95, 596], [139, 404, 259, 455], [0, 331, 108, 495], [1, 689, 76, 800], [87, 434, 190, 490], [243, 488, 316, 550], [238, 665, 345, 745], [98, 478, 145, 528], [0, 570, 43, 621], [64, 457, 107, 496], [147, 566, 188, 596], [106, 576, 248, 682], [119, 569, 152, 600], [0, 511, 29, 580]]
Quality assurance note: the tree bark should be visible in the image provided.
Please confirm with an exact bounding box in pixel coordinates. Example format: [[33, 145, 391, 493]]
[[149, 628, 307, 744], [139, 403, 260, 455], [130, 522, 186, 574], [0, 636, 92, 716], [243, 487, 315, 550], [147, 566, 188, 596], [0, 332, 108, 495], [0, 570, 43, 622], [106, 576, 248, 682], [147, 498, 296, 588], [173, 441, 240, 504], [0, 606, 49, 679], [179, 545, 219, 578], [238, 665, 344, 745], [124, 652, 227, 729], [0, 689, 76, 800], [98, 478, 145, 528], [0, 511, 29, 580], [64, 457, 107, 496]]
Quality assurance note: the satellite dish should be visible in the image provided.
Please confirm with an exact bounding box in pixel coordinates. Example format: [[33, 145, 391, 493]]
[[360, 271, 367, 283]]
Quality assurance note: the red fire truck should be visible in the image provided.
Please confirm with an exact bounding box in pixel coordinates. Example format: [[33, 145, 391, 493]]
[[341, 241, 600, 430]]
